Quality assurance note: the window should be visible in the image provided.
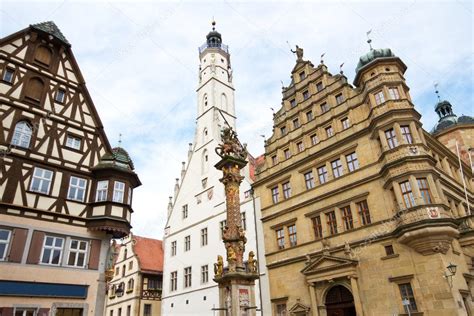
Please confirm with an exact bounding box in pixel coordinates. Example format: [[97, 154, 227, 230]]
[[35, 45, 52, 65], [398, 283, 418, 313], [288, 224, 297, 247], [384, 244, 395, 256], [115, 267, 119, 276], [201, 228, 208, 246], [320, 102, 329, 113], [12, 121, 32, 148], [113, 181, 125, 203], [341, 206, 353, 230], [122, 265, 126, 277], [2, 68, 14, 83], [219, 220, 227, 238], [304, 171, 315, 189], [128, 189, 132, 205], [317, 166, 328, 184], [325, 126, 334, 138], [280, 126, 287, 136], [15, 309, 37, 316], [284, 149, 291, 160], [55, 89, 66, 103], [184, 236, 190, 251], [374, 90, 385, 105], [170, 271, 177, 291], [118, 308, 122, 316], [299, 71, 306, 80], [184, 266, 192, 287], [41, 236, 64, 265], [282, 182, 291, 199], [30, 167, 53, 194], [96, 180, 108, 202], [297, 141, 304, 152], [357, 200, 371, 225], [276, 228, 285, 249], [124, 248, 128, 260], [271, 187, 279, 204], [0, 229, 11, 261], [311, 134, 318, 146], [293, 118, 300, 129], [144, 305, 152, 316], [316, 81, 323, 92], [241, 212, 246, 230], [303, 90, 309, 100], [401, 125, 413, 144], [290, 99, 296, 107], [171, 241, 177, 256], [67, 176, 87, 202], [326, 211, 338, 235], [346, 152, 359, 172], [306, 111, 313, 121], [385, 128, 398, 149], [67, 239, 88, 268], [65, 135, 81, 150], [331, 159, 343, 178], [341, 118, 350, 130], [400, 181, 416, 208], [335, 93, 344, 104], [110, 310, 114, 316], [389, 87, 400, 100], [312, 216, 323, 239], [417, 178, 432, 204], [25, 77, 44, 102], [182, 204, 188, 219], [201, 265, 208, 283], [126, 306, 131, 316], [129, 261, 133, 270], [271, 155, 278, 166], [276, 303, 287, 316]]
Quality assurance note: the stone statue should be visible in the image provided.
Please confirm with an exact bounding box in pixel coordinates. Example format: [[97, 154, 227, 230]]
[[215, 127, 248, 160], [214, 255, 224, 277], [344, 242, 352, 256], [105, 240, 118, 271], [227, 246, 237, 272], [248, 251, 257, 273], [291, 45, 304, 61]]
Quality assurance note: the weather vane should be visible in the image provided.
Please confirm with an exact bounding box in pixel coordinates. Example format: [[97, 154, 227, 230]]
[[320, 52, 325, 64], [339, 62, 345, 75], [434, 82, 441, 101], [118, 133, 122, 147], [366, 29, 373, 50]]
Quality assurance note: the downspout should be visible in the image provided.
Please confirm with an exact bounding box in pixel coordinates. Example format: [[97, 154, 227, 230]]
[[251, 187, 264, 316]]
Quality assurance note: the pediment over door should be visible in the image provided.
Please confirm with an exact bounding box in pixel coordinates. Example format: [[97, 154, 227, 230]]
[[288, 302, 310, 315], [301, 254, 358, 283]]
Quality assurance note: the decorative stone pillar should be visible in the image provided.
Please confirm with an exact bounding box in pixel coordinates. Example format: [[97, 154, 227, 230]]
[[213, 127, 259, 316], [308, 283, 320, 316], [349, 275, 364, 316]]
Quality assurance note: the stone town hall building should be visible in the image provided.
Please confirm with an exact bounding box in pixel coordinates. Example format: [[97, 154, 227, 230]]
[[0, 22, 140, 315], [253, 46, 473, 315]]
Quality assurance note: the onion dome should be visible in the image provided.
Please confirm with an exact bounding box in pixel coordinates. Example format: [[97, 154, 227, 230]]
[[355, 48, 395, 73]]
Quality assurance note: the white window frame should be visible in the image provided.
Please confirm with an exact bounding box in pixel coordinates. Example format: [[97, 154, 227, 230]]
[[0, 229, 12, 261], [96, 180, 108, 202], [170, 271, 178, 291], [201, 265, 209, 284], [375, 90, 385, 105], [171, 241, 177, 256], [65, 135, 81, 150], [13, 308, 38, 316], [12, 121, 32, 148], [389, 87, 400, 100], [30, 167, 53, 194], [113, 181, 125, 203], [67, 176, 87, 202], [184, 235, 191, 251], [66, 238, 88, 268], [40, 236, 64, 266], [184, 266, 192, 288]]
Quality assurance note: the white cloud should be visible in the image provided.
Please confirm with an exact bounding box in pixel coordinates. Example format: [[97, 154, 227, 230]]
[[2, 0, 472, 239]]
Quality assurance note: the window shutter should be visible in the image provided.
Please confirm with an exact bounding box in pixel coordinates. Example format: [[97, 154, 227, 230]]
[[88, 239, 102, 270], [35, 46, 52, 65], [8, 228, 28, 263], [26, 230, 45, 264], [25, 78, 44, 101]]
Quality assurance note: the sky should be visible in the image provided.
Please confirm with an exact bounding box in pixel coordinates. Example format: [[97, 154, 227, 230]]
[[1, 0, 472, 240]]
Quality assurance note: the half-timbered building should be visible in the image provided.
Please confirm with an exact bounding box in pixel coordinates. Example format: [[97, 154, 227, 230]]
[[0, 21, 140, 316]]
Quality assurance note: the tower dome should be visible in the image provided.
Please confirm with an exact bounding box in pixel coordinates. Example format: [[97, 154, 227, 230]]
[[431, 98, 474, 134], [355, 48, 396, 73], [206, 21, 222, 48]]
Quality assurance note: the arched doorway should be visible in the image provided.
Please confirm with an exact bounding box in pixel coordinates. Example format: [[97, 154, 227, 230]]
[[325, 285, 357, 316]]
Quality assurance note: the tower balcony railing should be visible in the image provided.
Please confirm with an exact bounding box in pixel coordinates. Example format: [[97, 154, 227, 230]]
[[199, 42, 229, 54]]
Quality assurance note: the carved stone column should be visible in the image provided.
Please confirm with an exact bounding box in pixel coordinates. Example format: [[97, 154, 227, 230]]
[[308, 282, 320, 316], [349, 275, 364, 316]]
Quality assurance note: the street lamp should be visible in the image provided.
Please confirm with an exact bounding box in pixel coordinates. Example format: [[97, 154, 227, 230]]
[[444, 262, 457, 288]]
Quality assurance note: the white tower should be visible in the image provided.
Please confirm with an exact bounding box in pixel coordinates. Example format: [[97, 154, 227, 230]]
[[161, 23, 270, 315]]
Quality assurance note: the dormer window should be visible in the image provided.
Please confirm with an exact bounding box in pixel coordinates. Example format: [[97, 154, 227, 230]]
[[299, 71, 306, 80], [2, 68, 14, 83], [55, 89, 66, 103], [96, 181, 108, 202], [113, 181, 125, 203]]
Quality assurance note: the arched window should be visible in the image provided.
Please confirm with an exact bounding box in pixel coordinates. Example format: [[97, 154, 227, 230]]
[[124, 248, 128, 260], [202, 127, 208, 143], [202, 149, 208, 174], [11, 121, 32, 148], [25, 77, 44, 102], [221, 93, 228, 111], [34, 45, 52, 66], [127, 278, 134, 291]]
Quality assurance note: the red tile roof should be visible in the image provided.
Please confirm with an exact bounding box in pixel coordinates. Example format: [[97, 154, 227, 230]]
[[133, 235, 163, 274]]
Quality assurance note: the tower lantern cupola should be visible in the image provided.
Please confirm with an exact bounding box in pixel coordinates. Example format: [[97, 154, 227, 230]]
[[435, 100, 455, 119], [206, 21, 222, 48]]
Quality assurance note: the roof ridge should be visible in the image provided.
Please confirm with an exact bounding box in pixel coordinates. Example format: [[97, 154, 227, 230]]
[[31, 21, 70, 46]]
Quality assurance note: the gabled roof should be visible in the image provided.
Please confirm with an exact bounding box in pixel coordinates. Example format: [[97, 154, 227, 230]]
[[133, 235, 163, 274], [31, 21, 70, 46]]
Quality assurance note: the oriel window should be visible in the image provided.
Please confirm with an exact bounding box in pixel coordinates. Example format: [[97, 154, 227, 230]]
[[401, 125, 413, 144], [417, 178, 432, 204]]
